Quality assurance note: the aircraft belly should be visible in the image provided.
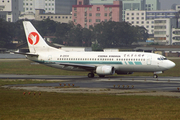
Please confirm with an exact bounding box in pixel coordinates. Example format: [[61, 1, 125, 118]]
[[115, 65, 160, 72]]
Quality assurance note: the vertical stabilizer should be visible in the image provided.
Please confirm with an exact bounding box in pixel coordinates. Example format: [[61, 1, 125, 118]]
[[23, 21, 51, 53]]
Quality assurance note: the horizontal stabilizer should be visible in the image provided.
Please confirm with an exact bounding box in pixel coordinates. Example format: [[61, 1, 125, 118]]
[[12, 51, 39, 57]]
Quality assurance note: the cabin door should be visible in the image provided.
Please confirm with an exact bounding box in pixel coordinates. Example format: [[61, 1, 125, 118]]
[[48, 55, 52, 62], [147, 55, 152, 65]]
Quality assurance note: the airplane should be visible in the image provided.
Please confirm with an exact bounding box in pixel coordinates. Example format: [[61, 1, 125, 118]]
[[19, 21, 175, 78]]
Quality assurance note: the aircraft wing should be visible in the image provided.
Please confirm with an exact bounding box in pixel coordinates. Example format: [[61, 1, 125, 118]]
[[59, 63, 96, 71]]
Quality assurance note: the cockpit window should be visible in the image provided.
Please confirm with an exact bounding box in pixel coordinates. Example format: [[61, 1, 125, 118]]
[[157, 57, 167, 60]]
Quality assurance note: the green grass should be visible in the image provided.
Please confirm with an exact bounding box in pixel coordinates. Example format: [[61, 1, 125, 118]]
[[0, 59, 88, 76], [1, 88, 180, 120], [0, 59, 179, 77], [0, 59, 180, 120]]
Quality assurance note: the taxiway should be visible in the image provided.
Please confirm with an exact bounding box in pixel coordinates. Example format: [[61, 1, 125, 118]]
[[1, 74, 180, 91]]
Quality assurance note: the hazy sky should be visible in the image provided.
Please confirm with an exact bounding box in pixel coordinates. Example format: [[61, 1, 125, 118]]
[[159, 0, 180, 10]]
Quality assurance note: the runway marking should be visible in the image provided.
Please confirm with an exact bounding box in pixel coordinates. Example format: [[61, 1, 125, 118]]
[[94, 79, 180, 83]]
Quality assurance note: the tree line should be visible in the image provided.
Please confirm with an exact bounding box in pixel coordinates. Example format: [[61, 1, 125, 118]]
[[0, 18, 148, 49]]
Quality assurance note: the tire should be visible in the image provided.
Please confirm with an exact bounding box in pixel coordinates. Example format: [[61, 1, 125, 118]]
[[153, 74, 158, 78], [88, 73, 94, 78]]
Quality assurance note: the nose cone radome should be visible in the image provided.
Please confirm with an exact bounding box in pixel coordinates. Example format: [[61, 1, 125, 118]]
[[166, 60, 175, 69]]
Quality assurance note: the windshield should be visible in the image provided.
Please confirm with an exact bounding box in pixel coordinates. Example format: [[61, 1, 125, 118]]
[[157, 56, 167, 60]]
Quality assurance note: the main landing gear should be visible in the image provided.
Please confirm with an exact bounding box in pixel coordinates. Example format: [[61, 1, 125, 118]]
[[88, 73, 106, 78], [88, 73, 94, 78], [153, 74, 158, 78]]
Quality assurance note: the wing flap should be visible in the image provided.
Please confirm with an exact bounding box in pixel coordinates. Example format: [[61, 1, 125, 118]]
[[59, 63, 96, 71]]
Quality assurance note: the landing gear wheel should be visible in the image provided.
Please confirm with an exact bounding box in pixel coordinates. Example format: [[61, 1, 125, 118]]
[[88, 73, 94, 78], [153, 74, 158, 78], [99, 75, 105, 78]]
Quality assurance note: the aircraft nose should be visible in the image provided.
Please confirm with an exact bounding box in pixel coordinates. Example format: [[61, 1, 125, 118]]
[[166, 60, 175, 69]]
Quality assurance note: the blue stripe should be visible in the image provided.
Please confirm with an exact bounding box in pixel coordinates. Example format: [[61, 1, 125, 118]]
[[134, 62, 142, 65], [128, 61, 134, 65], [35, 60, 142, 65]]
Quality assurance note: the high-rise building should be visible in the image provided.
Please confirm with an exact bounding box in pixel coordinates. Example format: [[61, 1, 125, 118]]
[[0, 0, 19, 22], [48, 0, 77, 14], [172, 28, 180, 45], [22, 0, 44, 14], [145, 0, 160, 11], [154, 18, 176, 45], [125, 10, 180, 45], [90, 0, 161, 21], [125, 10, 178, 34], [22, 0, 77, 14], [122, 0, 145, 21], [72, 0, 122, 28], [176, 5, 180, 11]]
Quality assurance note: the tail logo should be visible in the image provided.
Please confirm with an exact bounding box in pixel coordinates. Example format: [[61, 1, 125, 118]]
[[28, 32, 40, 45]]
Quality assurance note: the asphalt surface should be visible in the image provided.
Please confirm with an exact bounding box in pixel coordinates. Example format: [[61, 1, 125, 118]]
[[1, 74, 180, 91]]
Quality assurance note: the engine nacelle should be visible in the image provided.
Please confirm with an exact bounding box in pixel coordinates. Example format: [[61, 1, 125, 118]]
[[96, 66, 115, 75]]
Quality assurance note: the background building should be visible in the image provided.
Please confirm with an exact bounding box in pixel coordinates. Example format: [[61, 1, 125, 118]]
[[122, 0, 145, 21], [80, 0, 161, 21], [72, 0, 122, 28], [44, 0, 77, 14], [125, 10, 177, 34], [22, 0, 77, 14], [0, 0, 19, 22], [176, 5, 180, 11], [145, 0, 160, 11], [89, 0, 114, 5], [172, 28, 180, 45], [22, 0, 45, 14], [35, 9, 72, 23], [154, 18, 177, 45]]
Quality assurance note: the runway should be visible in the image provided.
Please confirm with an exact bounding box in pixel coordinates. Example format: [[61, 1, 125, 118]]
[[2, 74, 180, 91]]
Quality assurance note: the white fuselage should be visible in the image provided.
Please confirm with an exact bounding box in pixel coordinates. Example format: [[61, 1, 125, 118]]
[[27, 51, 175, 73]]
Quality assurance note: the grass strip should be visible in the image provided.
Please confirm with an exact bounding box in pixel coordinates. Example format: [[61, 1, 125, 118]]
[[0, 88, 180, 120]]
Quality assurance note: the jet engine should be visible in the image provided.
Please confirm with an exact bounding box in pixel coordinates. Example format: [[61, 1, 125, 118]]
[[96, 66, 115, 75]]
